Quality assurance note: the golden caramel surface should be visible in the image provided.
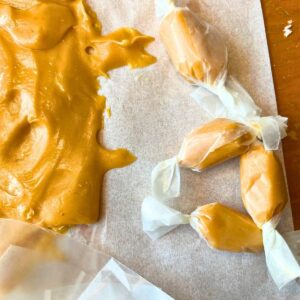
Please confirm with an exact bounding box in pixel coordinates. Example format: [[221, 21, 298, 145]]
[[178, 118, 255, 171], [191, 202, 263, 253], [0, 0, 156, 229], [240, 143, 288, 228], [160, 7, 227, 86]]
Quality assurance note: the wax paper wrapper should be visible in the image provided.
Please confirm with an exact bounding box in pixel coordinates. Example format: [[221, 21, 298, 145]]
[[0, 218, 173, 300], [67, 0, 300, 299], [142, 196, 300, 288], [150, 120, 256, 200], [156, 0, 287, 151]]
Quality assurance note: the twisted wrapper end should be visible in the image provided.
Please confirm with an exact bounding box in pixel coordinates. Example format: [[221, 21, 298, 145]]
[[141, 196, 190, 240], [151, 156, 181, 200], [262, 217, 300, 289], [245, 115, 288, 150], [191, 76, 288, 151]]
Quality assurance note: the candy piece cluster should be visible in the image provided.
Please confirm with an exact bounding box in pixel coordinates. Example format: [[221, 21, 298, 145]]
[[142, 0, 300, 289]]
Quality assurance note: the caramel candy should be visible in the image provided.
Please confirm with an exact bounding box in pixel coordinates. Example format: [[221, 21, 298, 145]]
[[190, 202, 263, 253], [240, 143, 288, 228], [160, 7, 227, 86], [178, 118, 255, 171]]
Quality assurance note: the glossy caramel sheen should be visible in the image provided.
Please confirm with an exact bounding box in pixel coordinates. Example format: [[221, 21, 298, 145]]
[[160, 7, 227, 86], [178, 118, 255, 171], [240, 143, 288, 228], [0, 0, 156, 229], [191, 203, 263, 253]]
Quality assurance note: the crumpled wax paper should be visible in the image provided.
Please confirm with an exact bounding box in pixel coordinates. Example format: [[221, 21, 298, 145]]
[[68, 0, 300, 299], [0, 218, 173, 300]]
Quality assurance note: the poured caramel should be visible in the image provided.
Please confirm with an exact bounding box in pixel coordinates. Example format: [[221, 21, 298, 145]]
[[0, 0, 156, 229], [191, 203, 263, 253], [160, 7, 227, 86], [240, 143, 288, 228], [178, 118, 255, 171]]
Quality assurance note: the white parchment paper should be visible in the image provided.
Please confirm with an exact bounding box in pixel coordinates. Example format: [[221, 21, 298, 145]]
[[71, 0, 300, 298], [0, 219, 173, 300]]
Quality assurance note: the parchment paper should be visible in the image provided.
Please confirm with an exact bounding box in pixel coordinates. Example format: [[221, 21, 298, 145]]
[[72, 0, 300, 298]]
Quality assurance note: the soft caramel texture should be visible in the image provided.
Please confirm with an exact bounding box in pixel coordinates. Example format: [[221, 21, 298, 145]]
[[178, 118, 255, 171], [191, 203, 263, 253], [160, 7, 227, 86], [0, 0, 156, 229], [240, 143, 288, 228]]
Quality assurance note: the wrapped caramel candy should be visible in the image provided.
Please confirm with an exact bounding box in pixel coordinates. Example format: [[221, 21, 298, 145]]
[[240, 143, 288, 228], [154, 0, 294, 289], [151, 118, 255, 200], [142, 197, 263, 253], [157, 1, 287, 151], [240, 143, 300, 288], [179, 118, 254, 170], [159, 6, 227, 86], [190, 203, 263, 253]]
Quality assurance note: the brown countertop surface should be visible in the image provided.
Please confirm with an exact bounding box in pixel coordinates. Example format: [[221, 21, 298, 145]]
[[261, 0, 300, 229]]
